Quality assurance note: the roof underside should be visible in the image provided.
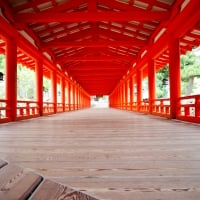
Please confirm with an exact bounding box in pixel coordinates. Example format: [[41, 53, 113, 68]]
[[1, 0, 200, 95]]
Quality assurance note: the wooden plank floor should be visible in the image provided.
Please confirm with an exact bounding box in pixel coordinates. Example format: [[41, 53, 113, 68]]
[[0, 108, 200, 200]]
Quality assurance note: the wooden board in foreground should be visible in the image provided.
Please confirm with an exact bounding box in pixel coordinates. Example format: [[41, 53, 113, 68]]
[[0, 160, 98, 200]]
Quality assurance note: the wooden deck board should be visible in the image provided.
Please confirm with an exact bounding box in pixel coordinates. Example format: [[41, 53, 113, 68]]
[[30, 179, 98, 200], [0, 162, 98, 200], [0, 164, 42, 200], [0, 108, 200, 199]]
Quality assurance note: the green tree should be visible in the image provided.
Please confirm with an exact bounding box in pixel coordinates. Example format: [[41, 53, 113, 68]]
[[180, 51, 200, 95], [156, 49, 200, 97], [17, 64, 36, 100], [156, 66, 169, 98]]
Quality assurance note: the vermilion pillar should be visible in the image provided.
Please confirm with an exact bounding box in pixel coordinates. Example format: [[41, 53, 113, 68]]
[[36, 59, 43, 116], [6, 37, 17, 121], [148, 59, 156, 114], [132, 76, 135, 104], [61, 77, 65, 112], [79, 88, 82, 108], [122, 83, 125, 109], [77, 86, 79, 110], [137, 70, 142, 111], [116, 87, 120, 108], [124, 81, 127, 110], [72, 84, 76, 110], [119, 86, 122, 109], [129, 76, 133, 111], [169, 37, 181, 119], [76, 86, 78, 110], [68, 82, 71, 111], [52, 71, 57, 113]]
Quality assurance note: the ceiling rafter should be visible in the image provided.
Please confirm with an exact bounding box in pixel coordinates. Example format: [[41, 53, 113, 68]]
[[14, 10, 170, 23], [41, 0, 87, 14], [57, 55, 135, 63], [42, 39, 147, 49]]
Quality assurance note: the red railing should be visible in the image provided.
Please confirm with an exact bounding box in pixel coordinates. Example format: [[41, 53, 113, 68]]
[[57, 103, 64, 113], [140, 100, 149, 113], [177, 95, 200, 123], [17, 100, 39, 119], [0, 99, 10, 123], [43, 102, 55, 115], [132, 102, 138, 111], [152, 98, 170, 117], [64, 103, 70, 111], [1, 98, 88, 123]]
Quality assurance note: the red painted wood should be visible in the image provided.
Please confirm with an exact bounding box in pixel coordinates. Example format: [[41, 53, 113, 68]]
[[169, 37, 181, 119], [15, 10, 170, 23], [129, 77, 133, 110], [6, 38, 17, 121], [68, 82, 71, 111], [0, 0, 199, 123], [43, 40, 147, 48], [36, 59, 43, 116], [148, 59, 156, 114], [52, 71, 57, 113], [137, 70, 142, 112], [61, 77, 65, 112]]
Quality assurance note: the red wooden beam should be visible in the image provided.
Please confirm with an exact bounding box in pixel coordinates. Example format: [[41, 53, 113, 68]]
[[73, 76, 122, 81], [88, 0, 96, 11], [67, 66, 129, 71], [15, 10, 170, 23], [57, 55, 136, 63], [43, 39, 147, 49], [71, 72, 124, 77], [97, 29, 147, 45]]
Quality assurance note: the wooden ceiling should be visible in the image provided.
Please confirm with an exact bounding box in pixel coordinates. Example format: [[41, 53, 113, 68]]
[[0, 0, 199, 95]]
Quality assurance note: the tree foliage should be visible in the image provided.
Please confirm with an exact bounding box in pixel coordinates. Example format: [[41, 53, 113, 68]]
[[156, 49, 200, 97], [156, 66, 169, 98], [181, 51, 200, 81], [17, 64, 36, 100]]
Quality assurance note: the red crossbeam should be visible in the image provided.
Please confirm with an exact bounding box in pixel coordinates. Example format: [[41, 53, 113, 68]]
[[15, 10, 170, 23]]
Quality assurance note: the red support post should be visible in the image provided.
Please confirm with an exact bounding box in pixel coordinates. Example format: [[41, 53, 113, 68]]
[[124, 81, 128, 110], [118, 87, 121, 108], [61, 77, 65, 112], [169, 37, 181, 119], [6, 37, 17, 121], [68, 82, 71, 111], [132, 76, 135, 107], [73, 84, 76, 110], [36, 59, 43, 116], [129, 76, 133, 111], [77, 87, 80, 110], [148, 59, 156, 114], [79, 88, 82, 109], [137, 70, 143, 112], [76, 86, 78, 110], [52, 71, 57, 113], [122, 85, 124, 109], [122, 83, 125, 109], [70, 83, 74, 110]]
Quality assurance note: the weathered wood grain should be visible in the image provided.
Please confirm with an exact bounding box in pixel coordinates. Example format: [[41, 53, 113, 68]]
[[30, 179, 98, 200], [0, 108, 200, 199], [0, 164, 42, 200]]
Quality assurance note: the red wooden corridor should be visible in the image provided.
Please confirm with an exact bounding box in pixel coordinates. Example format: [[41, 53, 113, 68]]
[[0, 0, 199, 123], [0, 108, 200, 200], [0, 0, 200, 199]]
